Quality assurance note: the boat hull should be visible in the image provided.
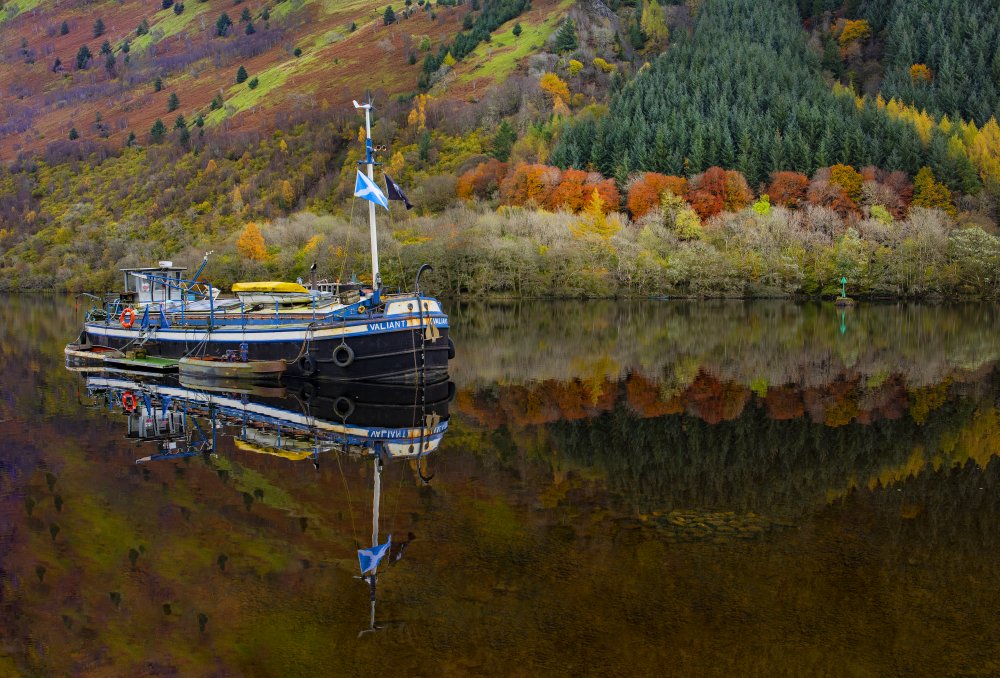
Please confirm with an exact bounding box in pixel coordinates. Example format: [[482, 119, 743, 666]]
[[82, 321, 451, 384]]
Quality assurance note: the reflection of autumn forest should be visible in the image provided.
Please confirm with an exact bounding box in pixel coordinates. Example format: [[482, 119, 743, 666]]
[[2, 296, 1000, 675]]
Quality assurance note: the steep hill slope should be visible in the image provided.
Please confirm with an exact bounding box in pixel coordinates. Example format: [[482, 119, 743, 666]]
[[0, 0, 567, 158]]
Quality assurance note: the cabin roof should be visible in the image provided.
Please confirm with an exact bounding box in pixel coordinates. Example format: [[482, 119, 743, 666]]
[[120, 266, 187, 272]]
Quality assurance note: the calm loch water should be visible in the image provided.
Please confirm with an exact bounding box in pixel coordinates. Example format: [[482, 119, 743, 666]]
[[2, 295, 1000, 676]]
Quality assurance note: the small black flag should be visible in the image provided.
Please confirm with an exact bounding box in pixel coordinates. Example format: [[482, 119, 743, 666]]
[[384, 173, 413, 210]]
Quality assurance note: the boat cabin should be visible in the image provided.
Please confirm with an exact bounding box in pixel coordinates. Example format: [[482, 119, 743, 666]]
[[120, 262, 188, 304]]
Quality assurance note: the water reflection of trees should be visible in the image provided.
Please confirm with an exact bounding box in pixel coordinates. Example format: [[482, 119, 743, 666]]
[[452, 300, 1000, 389], [546, 393, 990, 515]]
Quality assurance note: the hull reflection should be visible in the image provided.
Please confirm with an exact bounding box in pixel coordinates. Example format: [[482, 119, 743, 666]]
[[81, 373, 451, 464]]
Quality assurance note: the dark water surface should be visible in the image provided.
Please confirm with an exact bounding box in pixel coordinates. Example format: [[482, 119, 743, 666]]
[[2, 295, 1000, 676]]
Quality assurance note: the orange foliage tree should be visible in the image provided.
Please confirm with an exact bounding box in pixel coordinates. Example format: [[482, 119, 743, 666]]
[[499, 163, 618, 213], [499, 163, 561, 207], [456, 159, 509, 200], [236, 222, 268, 261], [545, 168, 590, 211], [766, 171, 809, 208], [627, 172, 688, 219], [687, 167, 752, 220]]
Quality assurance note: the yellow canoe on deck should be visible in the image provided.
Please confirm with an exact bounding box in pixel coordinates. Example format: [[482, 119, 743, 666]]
[[231, 281, 309, 294]]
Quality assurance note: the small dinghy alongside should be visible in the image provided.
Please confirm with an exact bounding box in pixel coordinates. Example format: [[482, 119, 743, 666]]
[[178, 356, 286, 380]]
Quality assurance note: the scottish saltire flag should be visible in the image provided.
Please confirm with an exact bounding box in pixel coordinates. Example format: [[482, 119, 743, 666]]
[[355, 170, 389, 209], [358, 536, 392, 574], [384, 174, 414, 210]]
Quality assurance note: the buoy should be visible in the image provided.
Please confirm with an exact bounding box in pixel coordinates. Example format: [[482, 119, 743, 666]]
[[120, 307, 136, 329]]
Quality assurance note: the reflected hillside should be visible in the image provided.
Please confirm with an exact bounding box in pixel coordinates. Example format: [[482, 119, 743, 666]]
[[452, 301, 1000, 389]]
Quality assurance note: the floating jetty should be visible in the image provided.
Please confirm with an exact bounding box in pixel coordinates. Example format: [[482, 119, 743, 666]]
[[65, 344, 286, 380]]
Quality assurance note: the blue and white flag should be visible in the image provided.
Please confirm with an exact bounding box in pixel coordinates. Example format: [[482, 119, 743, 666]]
[[358, 536, 392, 574], [354, 170, 389, 209]]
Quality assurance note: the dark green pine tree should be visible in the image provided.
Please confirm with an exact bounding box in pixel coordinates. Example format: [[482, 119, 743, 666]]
[[491, 120, 516, 162], [554, 17, 578, 53], [215, 12, 232, 37], [68, 127, 79, 140], [236, 65, 248, 83], [150, 119, 166, 143], [167, 92, 179, 112], [75, 45, 92, 70], [384, 6, 396, 25]]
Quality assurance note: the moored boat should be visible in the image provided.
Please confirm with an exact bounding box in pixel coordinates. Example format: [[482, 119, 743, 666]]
[[70, 97, 453, 384]]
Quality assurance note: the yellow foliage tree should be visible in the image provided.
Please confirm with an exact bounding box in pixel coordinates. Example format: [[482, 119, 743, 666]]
[[837, 19, 870, 47], [640, 0, 669, 48], [443, 51, 456, 67], [571, 189, 620, 241], [386, 150, 406, 177], [205, 159, 218, 174], [408, 94, 429, 129], [278, 138, 289, 153], [280, 179, 295, 208], [912, 167, 955, 215], [593, 57, 616, 73], [909, 64, 932, 83], [567, 59, 583, 76], [232, 185, 244, 212], [236, 222, 268, 261], [539, 73, 570, 107], [829, 164, 863, 203]]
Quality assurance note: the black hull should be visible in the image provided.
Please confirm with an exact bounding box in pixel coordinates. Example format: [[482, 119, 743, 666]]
[[84, 326, 452, 384]]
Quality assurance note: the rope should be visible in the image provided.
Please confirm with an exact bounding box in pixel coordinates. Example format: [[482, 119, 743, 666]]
[[334, 437, 360, 547], [340, 195, 358, 285]]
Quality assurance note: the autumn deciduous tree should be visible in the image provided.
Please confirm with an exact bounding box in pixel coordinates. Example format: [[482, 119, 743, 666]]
[[829, 164, 863, 203], [279, 180, 295, 209], [570, 189, 619, 241], [913, 166, 955, 215], [456, 159, 509, 200], [910, 64, 932, 83], [500, 163, 560, 207], [627, 172, 687, 219], [836, 19, 870, 48], [767, 171, 809, 208], [687, 167, 752, 220], [640, 0, 669, 49], [539, 73, 570, 107], [236, 222, 268, 261]]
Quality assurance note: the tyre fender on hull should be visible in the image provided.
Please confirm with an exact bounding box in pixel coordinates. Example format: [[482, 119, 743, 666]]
[[298, 354, 317, 377], [447, 337, 456, 360], [332, 343, 355, 368]]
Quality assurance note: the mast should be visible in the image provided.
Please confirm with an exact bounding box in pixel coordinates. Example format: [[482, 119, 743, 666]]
[[354, 98, 381, 290]]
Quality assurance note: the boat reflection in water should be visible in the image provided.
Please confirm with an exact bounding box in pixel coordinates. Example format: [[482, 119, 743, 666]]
[[77, 370, 452, 634]]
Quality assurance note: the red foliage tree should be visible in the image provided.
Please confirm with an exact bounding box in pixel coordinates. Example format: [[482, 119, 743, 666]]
[[687, 167, 753, 220], [766, 171, 809, 208], [456, 159, 509, 200]]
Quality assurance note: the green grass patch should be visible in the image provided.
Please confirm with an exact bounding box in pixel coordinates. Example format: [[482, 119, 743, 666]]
[[0, 0, 44, 24], [132, 2, 214, 53], [204, 53, 319, 126], [459, 0, 571, 83]]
